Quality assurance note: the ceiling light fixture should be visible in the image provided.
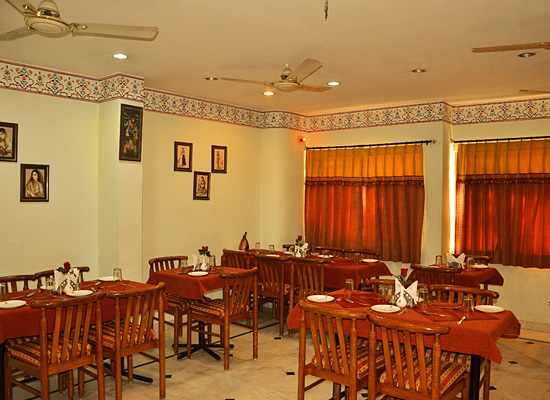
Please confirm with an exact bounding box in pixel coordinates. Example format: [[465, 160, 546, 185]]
[[327, 81, 340, 86], [411, 68, 426, 73], [113, 53, 128, 60], [263, 91, 275, 96], [205, 77, 218, 81], [518, 52, 536, 58]]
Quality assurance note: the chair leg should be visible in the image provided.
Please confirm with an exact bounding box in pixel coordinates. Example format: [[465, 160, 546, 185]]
[[224, 323, 231, 370], [127, 355, 133, 382], [115, 357, 123, 400], [173, 308, 180, 355], [67, 369, 74, 400], [483, 361, 491, 400], [78, 368, 85, 398], [186, 310, 193, 359], [5, 355, 13, 400]]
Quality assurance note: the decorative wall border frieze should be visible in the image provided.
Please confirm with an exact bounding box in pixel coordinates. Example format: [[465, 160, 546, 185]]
[[2, 59, 550, 131]]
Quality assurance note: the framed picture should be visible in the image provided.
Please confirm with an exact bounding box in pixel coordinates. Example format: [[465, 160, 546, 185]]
[[119, 104, 143, 162], [193, 171, 211, 200], [0, 121, 18, 162], [20, 164, 49, 202], [174, 141, 193, 172], [211, 145, 227, 173]]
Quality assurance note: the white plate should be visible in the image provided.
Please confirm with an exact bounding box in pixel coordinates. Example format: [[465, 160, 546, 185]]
[[475, 305, 504, 313], [318, 254, 334, 259], [265, 254, 280, 257], [0, 300, 26, 309], [67, 290, 93, 297], [188, 271, 208, 277], [361, 258, 379, 263], [283, 251, 293, 255], [307, 295, 334, 303], [99, 276, 114, 282], [472, 265, 488, 269], [371, 304, 400, 313]]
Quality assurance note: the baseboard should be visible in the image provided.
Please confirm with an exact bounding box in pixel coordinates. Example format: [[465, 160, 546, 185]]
[[518, 319, 550, 333]]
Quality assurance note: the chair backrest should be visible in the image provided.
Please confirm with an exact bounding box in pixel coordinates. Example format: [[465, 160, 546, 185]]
[[34, 266, 90, 287], [363, 278, 397, 296], [222, 249, 251, 269], [0, 274, 37, 292], [367, 312, 451, 399], [29, 291, 104, 370], [254, 254, 288, 296], [298, 300, 368, 387], [430, 284, 499, 305], [344, 248, 380, 261], [410, 264, 461, 286], [106, 282, 165, 352], [148, 255, 187, 276], [290, 257, 327, 301], [219, 267, 258, 319], [313, 246, 345, 258], [455, 254, 491, 266]]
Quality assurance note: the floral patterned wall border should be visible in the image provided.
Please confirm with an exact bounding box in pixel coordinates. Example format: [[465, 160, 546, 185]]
[[1, 59, 549, 132]]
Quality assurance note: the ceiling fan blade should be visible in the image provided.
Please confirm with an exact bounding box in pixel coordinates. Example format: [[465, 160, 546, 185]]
[[287, 59, 322, 82], [520, 89, 550, 94], [217, 77, 271, 86], [472, 42, 550, 53], [6, 0, 37, 15], [0, 26, 35, 40], [72, 23, 159, 40], [298, 84, 332, 92]]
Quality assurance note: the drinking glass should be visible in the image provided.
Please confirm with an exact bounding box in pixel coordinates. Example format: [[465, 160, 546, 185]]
[[463, 295, 474, 320], [113, 267, 122, 282], [179, 258, 188, 272], [76, 274, 83, 290], [344, 279, 354, 298], [269, 244, 275, 254], [379, 287, 388, 304], [45, 277, 55, 293], [0, 283, 7, 302], [255, 242, 261, 250], [353, 253, 362, 263], [418, 287, 429, 309], [435, 255, 443, 265], [208, 255, 216, 268]]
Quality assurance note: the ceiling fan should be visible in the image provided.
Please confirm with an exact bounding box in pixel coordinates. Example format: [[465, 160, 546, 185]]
[[471, 42, 550, 53], [214, 59, 331, 93], [0, 0, 158, 41]]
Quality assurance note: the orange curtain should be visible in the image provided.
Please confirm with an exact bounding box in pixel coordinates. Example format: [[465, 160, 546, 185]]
[[304, 145, 425, 263], [455, 140, 550, 268]]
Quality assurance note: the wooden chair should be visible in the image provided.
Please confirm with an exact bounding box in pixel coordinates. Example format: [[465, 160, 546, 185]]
[[362, 278, 397, 296], [34, 266, 90, 288], [186, 267, 258, 370], [4, 292, 105, 400], [148, 255, 195, 355], [455, 254, 491, 266], [430, 284, 499, 400], [367, 312, 470, 400], [222, 248, 252, 269], [313, 246, 345, 258], [91, 283, 166, 400], [298, 300, 381, 400], [254, 253, 291, 336], [411, 264, 462, 287], [0, 274, 37, 293], [343, 249, 380, 261]]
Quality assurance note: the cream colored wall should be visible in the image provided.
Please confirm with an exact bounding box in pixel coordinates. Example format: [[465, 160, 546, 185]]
[[0, 90, 99, 276], [141, 112, 262, 278]]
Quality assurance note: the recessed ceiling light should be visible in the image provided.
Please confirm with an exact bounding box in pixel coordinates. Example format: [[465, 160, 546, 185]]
[[518, 52, 536, 58], [205, 77, 218, 81], [411, 68, 426, 73], [327, 81, 340, 86], [263, 91, 275, 96], [113, 53, 127, 60]]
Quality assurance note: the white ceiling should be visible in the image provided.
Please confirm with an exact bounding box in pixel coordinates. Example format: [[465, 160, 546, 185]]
[[1, 0, 549, 114]]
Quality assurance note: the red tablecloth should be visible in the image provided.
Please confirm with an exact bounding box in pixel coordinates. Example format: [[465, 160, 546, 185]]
[[0, 280, 153, 345], [286, 289, 520, 364], [409, 266, 504, 288]]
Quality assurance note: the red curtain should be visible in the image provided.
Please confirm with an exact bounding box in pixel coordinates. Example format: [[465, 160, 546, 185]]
[[304, 145, 425, 263], [455, 140, 550, 268]]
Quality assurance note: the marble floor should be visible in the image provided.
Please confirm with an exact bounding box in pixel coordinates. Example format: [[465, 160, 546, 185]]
[[11, 312, 550, 400]]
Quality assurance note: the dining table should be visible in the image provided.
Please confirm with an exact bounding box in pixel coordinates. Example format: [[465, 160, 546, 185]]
[[286, 289, 521, 400]]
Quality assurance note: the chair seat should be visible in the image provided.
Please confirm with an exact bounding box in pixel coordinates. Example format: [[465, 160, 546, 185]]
[[380, 357, 468, 394], [89, 321, 155, 349], [5, 336, 39, 347], [6, 337, 90, 367], [166, 293, 196, 311], [311, 341, 385, 379], [190, 298, 231, 318], [425, 348, 471, 368]]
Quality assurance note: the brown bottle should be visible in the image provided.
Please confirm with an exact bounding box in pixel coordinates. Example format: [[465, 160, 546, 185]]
[[239, 232, 249, 250]]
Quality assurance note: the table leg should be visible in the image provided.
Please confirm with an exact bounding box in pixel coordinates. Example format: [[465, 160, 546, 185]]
[[176, 329, 233, 361], [103, 357, 154, 384], [469, 354, 481, 400]]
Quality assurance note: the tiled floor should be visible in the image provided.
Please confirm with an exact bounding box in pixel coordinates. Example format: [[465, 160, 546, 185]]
[[11, 312, 550, 400]]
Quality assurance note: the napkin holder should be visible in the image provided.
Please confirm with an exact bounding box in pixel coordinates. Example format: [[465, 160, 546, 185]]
[[192, 255, 211, 271], [54, 268, 79, 294], [446, 252, 465, 268], [394, 280, 418, 308], [294, 243, 309, 258]]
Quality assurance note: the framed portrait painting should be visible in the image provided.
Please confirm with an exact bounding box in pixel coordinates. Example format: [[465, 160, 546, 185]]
[[119, 104, 143, 162], [211, 145, 227, 173], [20, 164, 49, 202], [0, 121, 18, 162], [174, 141, 193, 172], [193, 171, 210, 200]]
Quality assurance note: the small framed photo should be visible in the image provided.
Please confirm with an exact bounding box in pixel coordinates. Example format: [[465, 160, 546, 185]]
[[193, 171, 211, 200], [0, 121, 18, 162], [174, 141, 193, 172], [21, 164, 49, 202], [119, 104, 143, 162], [211, 145, 227, 173]]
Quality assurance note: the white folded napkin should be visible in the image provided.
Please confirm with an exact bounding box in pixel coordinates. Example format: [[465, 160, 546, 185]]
[[54, 268, 79, 294], [446, 252, 465, 268], [191, 254, 209, 271], [294, 243, 308, 257], [394, 280, 418, 307]]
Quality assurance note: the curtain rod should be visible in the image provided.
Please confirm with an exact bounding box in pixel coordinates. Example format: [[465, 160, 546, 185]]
[[453, 135, 550, 144], [306, 139, 435, 150]]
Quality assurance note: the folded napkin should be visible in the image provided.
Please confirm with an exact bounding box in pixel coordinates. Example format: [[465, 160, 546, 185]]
[[294, 243, 309, 258], [54, 268, 79, 294], [446, 252, 465, 268], [394, 280, 418, 308]]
